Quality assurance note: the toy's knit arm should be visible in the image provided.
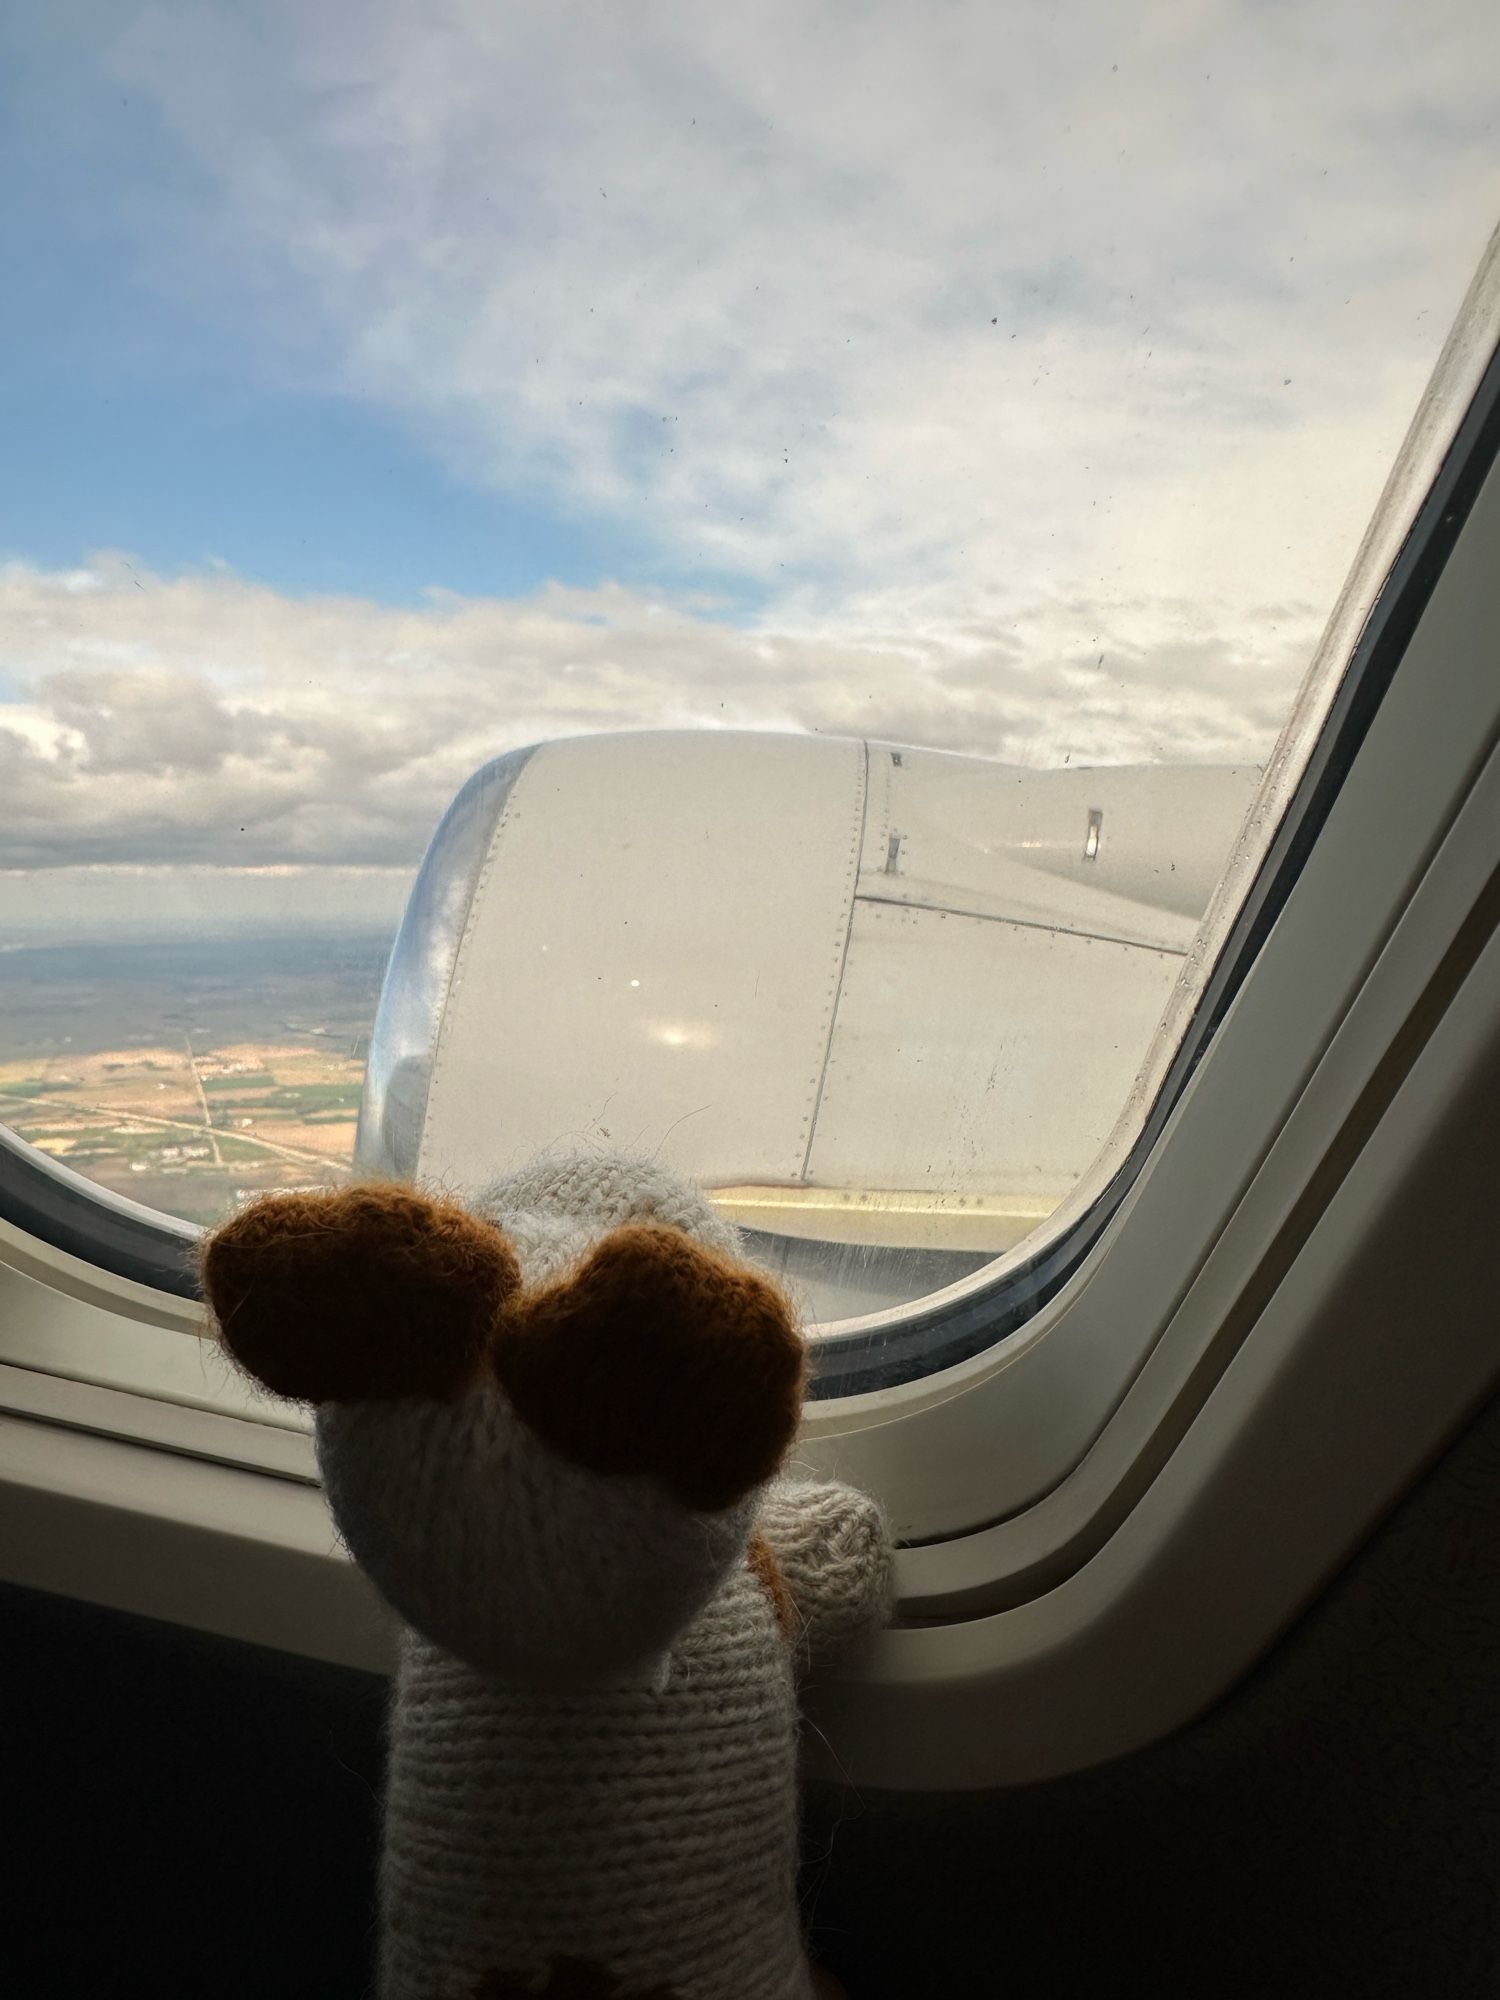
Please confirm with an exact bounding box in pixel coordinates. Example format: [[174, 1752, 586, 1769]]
[[757, 1476, 893, 1659]]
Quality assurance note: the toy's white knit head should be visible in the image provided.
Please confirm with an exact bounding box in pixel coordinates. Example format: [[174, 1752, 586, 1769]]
[[201, 1152, 806, 1688], [475, 1149, 744, 1283]]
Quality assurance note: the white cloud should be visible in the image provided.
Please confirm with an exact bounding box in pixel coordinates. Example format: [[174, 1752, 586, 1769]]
[[0, 554, 1297, 867], [105, 0, 1500, 620]]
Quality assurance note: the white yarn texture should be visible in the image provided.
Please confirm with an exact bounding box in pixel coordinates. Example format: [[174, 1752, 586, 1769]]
[[314, 1154, 892, 2000]]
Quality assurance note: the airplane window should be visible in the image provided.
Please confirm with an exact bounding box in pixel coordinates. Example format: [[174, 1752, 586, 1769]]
[[2, 6, 1498, 1357]]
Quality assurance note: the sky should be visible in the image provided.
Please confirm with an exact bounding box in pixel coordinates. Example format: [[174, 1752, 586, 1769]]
[[2, 0, 1498, 931]]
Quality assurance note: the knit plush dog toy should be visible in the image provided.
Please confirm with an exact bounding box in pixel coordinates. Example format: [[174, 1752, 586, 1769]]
[[200, 1152, 891, 2000]]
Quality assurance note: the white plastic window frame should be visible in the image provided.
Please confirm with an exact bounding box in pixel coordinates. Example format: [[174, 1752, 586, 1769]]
[[1, 253, 1499, 1788], [813, 429, 1500, 1558]]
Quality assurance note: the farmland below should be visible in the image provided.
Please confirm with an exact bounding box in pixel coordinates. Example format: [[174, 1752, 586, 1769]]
[[0, 932, 393, 1226]]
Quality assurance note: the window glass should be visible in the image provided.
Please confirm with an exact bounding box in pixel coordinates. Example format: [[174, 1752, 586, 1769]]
[[2, 3, 1498, 1316]]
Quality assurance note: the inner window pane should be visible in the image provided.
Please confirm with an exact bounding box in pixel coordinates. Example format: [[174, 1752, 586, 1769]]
[[1, 3, 1497, 1314]]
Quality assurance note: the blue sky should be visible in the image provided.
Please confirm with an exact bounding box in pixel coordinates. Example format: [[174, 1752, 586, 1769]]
[[0, 6, 773, 612], [1, 0, 1498, 904], [0, 15, 704, 610], [0, 379, 641, 606]]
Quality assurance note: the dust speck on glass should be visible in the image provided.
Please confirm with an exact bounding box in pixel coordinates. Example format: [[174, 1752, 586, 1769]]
[[1, 2, 1497, 1340]]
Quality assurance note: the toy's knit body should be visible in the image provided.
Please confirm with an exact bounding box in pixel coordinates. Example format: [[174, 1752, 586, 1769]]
[[384, 1548, 803, 1999], [203, 1155, 890, 2000]]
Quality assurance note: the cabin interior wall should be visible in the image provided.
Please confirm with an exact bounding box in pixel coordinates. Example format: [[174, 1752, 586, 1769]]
[[3, 1382, 1498, 1998], [806, 1374, 1500, 1998]]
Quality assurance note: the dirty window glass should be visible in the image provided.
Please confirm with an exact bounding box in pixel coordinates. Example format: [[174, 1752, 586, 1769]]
[[1, 3, 1497, 1314]]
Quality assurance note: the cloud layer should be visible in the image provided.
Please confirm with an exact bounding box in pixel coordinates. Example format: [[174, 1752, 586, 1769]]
[[103, 0, 1500, 609], [0, 554, 1306, 868]]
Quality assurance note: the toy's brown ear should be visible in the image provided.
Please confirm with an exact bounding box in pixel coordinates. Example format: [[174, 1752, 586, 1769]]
[[492, 1222, 806, 1512], [201, 1184, 520, 1404]]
